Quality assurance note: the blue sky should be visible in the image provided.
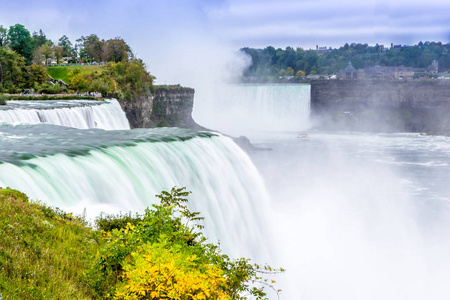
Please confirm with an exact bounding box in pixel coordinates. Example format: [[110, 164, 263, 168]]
[[1, 0, 450, 85]]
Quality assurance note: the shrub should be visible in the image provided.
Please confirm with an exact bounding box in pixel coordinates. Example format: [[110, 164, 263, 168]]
[[88, 187, 284, 300], [0, 94, 6, 105]]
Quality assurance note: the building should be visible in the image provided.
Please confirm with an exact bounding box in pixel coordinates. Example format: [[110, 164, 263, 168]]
[[337, 60, 438, 80]]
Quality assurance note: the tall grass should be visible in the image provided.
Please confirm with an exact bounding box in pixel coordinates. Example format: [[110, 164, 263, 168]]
[[0, 188, 102, 299]]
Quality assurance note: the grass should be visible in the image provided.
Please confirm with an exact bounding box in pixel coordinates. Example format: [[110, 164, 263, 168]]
[[47, 65, 106, 83], [0, 188, 102, 299]]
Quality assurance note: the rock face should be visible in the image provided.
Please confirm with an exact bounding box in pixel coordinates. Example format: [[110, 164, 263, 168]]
[[118, 86, 200, 129], [311, 80, 450, 135]]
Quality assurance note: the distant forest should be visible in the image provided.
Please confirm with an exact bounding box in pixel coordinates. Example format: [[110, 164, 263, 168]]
[[240, 42, 450, 78]]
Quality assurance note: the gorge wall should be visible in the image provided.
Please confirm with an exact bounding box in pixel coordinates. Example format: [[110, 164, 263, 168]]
[[118, 85, 201, 129], [310, 80, 450, 135]]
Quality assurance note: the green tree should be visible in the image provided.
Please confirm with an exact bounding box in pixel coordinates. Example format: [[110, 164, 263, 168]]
[[53, 45, 64, 64], [80, 34, 106, 62], [105, 37, 130, 62], [0, 47, 26, 91], [8, 24, 33, 64], [39, 42, 53, 66], [58, 35, 75, 58], [67, 69, 88, 91], [0, 25, 8, 48], [31, 29, 50, 49]]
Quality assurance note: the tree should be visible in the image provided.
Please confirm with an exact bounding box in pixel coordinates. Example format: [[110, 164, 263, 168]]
[[53, 45, 64, 64], [8, 24, 33, 64], [0, 26, 8, 48], [105, 37, 130, 62], [67, 69, 88, 91], [39, 42, 53, 66], [24, 63, 48, 88], [58, 35, 75, 58], [31, 29, 50, 49], [80, 34, 106, 62], [0, 47, 26, 91]]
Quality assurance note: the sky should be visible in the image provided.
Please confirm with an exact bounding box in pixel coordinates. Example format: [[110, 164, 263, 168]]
[[1, 0, 450, 85]]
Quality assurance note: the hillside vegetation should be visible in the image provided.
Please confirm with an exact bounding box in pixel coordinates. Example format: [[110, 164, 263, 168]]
[[47, 65, 105, 84], [0, 187, 283, 299], [0, 23, 154, 99]]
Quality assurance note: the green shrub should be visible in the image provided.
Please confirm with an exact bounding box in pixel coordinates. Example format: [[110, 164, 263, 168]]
[[0, 94, 6, 105], [95, 211, 142, 232]]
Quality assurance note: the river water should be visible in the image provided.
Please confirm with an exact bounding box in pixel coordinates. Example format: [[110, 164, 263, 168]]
[[249, 131, 450, 299], [194, 83, 450, 299], [1, 87, 450, 299]]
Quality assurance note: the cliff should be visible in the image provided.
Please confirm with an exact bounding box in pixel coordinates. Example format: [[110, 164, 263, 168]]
[[118, 85, 202, 129], [311, 80, 450, 135]]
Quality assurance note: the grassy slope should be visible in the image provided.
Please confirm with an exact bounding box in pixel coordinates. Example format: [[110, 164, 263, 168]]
[[0, 188, 101, 300], [47, 65, 105, 83]]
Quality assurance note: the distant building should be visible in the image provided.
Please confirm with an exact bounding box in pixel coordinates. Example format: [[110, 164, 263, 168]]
[[315, 45, 331, 55], [337, 60, 438, 80]]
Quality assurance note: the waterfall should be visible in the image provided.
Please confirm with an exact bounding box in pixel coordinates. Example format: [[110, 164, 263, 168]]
[[0, 99, 129, 130], [193, 83, 311, 139], [0, 124, 270, 260]]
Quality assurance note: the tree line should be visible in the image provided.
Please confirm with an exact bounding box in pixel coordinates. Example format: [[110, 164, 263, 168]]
[[0, 23, 131, 65], [0, 23, 154, 98], [241, 41, 450, 78]]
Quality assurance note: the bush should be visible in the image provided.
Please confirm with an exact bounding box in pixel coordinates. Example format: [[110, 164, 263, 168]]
[[0, 94, 6, 105], [88, 187, 284, 299]]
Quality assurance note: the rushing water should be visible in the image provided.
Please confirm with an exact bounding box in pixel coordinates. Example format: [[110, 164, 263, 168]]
[[1, 88, 450, 299], [192, 83, 311, 139], [193, 83, 450, 299], [0, 99, 129, 130], [0, 122, 269, 260]]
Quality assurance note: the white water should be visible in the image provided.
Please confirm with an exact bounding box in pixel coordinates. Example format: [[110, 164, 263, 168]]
[[2, 87, 449, 299], [0, 99, 129, 130], [192, 84, 311, 139], [0, 125, 270, 260], [206, 84, 450, 299]]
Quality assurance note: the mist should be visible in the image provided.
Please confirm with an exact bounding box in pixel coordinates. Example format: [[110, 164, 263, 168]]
[[250, 132, 450, 299], [133, 10, 450, 298]]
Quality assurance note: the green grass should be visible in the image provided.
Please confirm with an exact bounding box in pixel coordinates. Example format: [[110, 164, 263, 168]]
[[0, 188, 102, 299], [47, 65, 106, 83]]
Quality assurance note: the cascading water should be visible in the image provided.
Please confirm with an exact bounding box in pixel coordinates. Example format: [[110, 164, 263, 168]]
[[194, 83, 450, 300], [192, 83, 311, 139], [0, 124, 270, 260], [0, 99, 129, 130]]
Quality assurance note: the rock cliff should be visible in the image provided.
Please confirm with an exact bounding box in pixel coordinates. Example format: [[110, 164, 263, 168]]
[[118, 85, 202, 129], [311, 80, 450, 135]]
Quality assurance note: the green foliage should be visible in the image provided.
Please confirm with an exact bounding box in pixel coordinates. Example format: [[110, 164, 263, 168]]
[[0, 186, 283, 299], [0, 188, 100, 299], [0, 23, 153, 97], [89, 187, 284, 300], [47, 65, 104, 84], [96, 211, 142, 232], [36, 82, 68, 94], [0, 94, 6, 105], [0, 47, 26, 91], [8, 24, 33, 65], [242, 41, 450, 78]]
